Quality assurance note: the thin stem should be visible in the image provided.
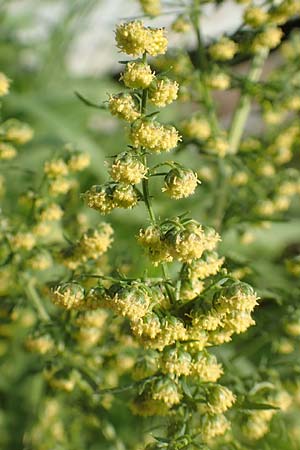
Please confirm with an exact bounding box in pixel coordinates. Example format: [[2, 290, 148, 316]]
[[24, 277, 50, 322], [228, 49, 268, 154], [139, 55, 175, 303], [191, 9, 219, 133]]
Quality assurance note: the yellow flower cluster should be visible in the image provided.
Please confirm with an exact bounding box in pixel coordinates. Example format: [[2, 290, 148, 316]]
[[138, 219, 220, 265], [206, 72, 231, 91], [252, 27, 283, 52], [200, 414, 230, 440], [78, 223, 113, 261], [162, 168, 199, 199], [0, 142, 16, 160], [44, 159, 68, 178], [0, 72, 10, 96], [109, 153, 147, 184], [181, 117, 211, 141], [39, 203, 63, 222], [244, 6, 269, 27], [84, 183, 138, 214], [130, 120, 181, 153], [105, 283, 151, 321], [1, 119, 34, 144], [148, 78, 179, 108], [67, 152, 90, 172], [171, 15, 191, 33], [27, 252, 52, 271], [139, 0, 161, 17], [51, 284, 104, 310], [115, 21, 167, 57], [108, 93, 140, 122], [206, 385, 236, 414], [10, 232, 36, 251], [209, 37, 238, 61], [121, 62, 154, 89]]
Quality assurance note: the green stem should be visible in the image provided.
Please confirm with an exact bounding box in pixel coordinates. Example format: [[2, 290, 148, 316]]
[[191, 10, 219, 133], [228, 49, 268, 154], [139, 57, 175, 303], [24, 277, 50, 322]]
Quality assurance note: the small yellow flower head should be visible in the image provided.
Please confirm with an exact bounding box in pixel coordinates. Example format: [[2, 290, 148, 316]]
[[79, 223, 113, 260], [110, 153, 147, 184], [51, 283, 85, 310], [108, 93, 140, 122], [184, 328, 208, 352], [171, 14, 191, 33], [10, 232, 36, 251], [200, 414, 230, 440], [44, 159, 68, 178], [2, 119, 34, 144], [112, 183, 139, 208], [25, 335, 54, 354], [0, 72, 10, 96], [209, 37, 238, 61], [51, 284, 104, 311], [27, 253, 52, 271], [170, 224, 207, 263], [130, 120, 181, 153], [115, 21, 167, 57], [115, 21, 149, 56], [162, 168, 199, 199], [270, 0, 300, 25], [189, 252, 224, 279], [208, 329, 233, 345], [285, 256, 300, 277], [152, 378, 182, 407], [252, 27, 283, 52], [216, 283, 259, 314], [0, 142, 17, 160], [39, 203, 63, 222], [244, 6, 269, 27], [148, 78, 179, 108], [122, 62, 154, 89], [33, 222, 51, 237], [181, 117, 211, 141], [223, 310, 255, 334], [161, 348, 192, 377], [83, 185, 115, 214], [207, 136, 229, 158], [256, 199, 275, 216], [192, 309, 223, 332], [230, 171, 249, 186], [206, 385, 236, 414], [168, 222, 220, 263], [137, 225, 173, 265], [241, 413, 270, 440], [276, 337, 294, 354], [49, 177, 73, 196], [191, 353, 223, 381], [68, 152, 90, 172], [131, 312, 161, 339], [139, 0, 161, 17], [146, 28, 168, 56], [106, 283, 151, 320], [206, 72, 231, 90], [284, 319, 300, 337], [150, 316, 187, 350]]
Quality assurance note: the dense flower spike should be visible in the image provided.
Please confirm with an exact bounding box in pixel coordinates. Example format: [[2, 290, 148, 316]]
[[5, 5, 300, 448]]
